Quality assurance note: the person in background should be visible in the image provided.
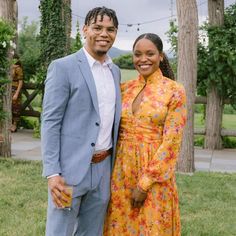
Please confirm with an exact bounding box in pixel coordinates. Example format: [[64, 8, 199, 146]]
[[11, 54, 23, 132], [41, 6, 121, 236], [104, 33, 187, 236]]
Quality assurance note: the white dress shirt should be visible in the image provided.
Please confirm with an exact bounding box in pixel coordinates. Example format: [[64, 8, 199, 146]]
[[83, 48, 116, 151]]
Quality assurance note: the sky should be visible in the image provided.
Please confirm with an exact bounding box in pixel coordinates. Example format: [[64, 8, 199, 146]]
[[17, 0, 236, 51]]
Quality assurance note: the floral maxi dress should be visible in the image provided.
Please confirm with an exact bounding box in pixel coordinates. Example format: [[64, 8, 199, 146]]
[[12, 64, 23, 123], [104, 69, 187, 236]]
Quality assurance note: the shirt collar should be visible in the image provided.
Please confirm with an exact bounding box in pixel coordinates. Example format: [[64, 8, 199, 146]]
[[83, 47, 113, 69]]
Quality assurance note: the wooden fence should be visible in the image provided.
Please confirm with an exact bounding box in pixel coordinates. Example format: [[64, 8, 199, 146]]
[[194, 96, 236, 137], [21, 82, 42, 118], [2, 85, 235, 150], [20, 84, 236, 137]]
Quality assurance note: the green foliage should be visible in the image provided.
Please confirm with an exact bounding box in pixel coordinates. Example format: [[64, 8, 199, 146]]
[[194, 136, 204, 147], [113, 53, 134, 69], [165, 20, 178, 58], [19, 116, 34, 129], [194, 136, 236, 148], [222, 137, 236, 148], [30, 67, 46, 86], [0, 19, 15, 122], [39, 0, 68, 69], [197, 4, 236, 108], [19, 117, 41, 138], [166, 4, 236, 109], [224, 105, 236, 114], [71, 20, 83, 53], [18, 17, 41, 82], [165, 22, 178, 78], [194, 104, 205, 114], [169, 57, 177, 79]]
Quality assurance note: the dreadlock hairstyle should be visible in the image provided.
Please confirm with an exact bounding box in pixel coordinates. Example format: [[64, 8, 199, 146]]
[[84, 6, 119, 29], [133, 33, 175, 80]]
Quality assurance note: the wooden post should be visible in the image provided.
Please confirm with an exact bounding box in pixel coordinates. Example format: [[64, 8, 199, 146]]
[[176, 0, 198, 172]]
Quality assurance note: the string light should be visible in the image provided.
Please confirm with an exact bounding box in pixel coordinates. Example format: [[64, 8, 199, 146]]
[[71, 1, 208, 32]]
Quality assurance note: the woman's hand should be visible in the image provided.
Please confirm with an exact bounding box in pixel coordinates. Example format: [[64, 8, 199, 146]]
[[131, 187, 148, 208]]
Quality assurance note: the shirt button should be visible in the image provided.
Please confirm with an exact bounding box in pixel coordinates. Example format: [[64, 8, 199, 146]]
[[91, 143, 95, 147], [95, 122, 99, 126]]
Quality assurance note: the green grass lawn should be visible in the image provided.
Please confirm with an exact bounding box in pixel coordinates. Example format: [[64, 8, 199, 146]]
[[0, 159, 47, 236], [195, 113, 236, 129], [0, 159, 236, 236], [121, 69, 138, 82]]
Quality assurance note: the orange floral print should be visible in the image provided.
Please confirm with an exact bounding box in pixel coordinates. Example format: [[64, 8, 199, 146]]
[[104, 69, 187, 236]]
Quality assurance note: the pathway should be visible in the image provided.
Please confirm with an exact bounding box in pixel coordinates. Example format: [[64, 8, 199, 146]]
[[10, 129, 236, 173]]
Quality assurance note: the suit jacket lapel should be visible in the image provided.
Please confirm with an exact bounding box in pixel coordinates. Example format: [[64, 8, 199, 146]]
[[75, 50, 100, 115], [110, 65, 121, 124]]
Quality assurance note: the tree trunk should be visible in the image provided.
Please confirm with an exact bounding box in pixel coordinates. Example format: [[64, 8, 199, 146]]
[[0, 0, 17, 157], [204, 0, 224, 150], [176, 0, 198, 172], [205, 86, 223, 149], [0, 0, 16, 20]]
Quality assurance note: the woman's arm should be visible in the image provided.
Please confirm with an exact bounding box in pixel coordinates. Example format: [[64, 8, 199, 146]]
[[13, 79, 23, 101], [138, 84, 187, 192]]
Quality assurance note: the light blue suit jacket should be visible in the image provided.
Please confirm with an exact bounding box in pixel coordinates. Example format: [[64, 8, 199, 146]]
[[41, 49, 121, 185]]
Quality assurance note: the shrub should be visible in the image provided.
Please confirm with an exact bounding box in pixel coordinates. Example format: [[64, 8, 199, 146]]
[[0, 20, 15, 122]]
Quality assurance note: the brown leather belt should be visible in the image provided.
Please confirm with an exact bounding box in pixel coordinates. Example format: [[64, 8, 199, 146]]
[[91, 148, 112, 164]]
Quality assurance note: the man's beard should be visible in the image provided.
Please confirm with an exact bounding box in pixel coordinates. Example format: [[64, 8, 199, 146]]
[[96, 50, 108, 57]]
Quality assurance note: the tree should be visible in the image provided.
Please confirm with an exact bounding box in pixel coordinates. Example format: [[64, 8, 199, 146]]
[[113, 54, 134, 69], [39, 0, 71, 70], [71, 20, 83, 53], [176, 0, 198, 172], [18, 17, 41, 81], [204, 0, 224, 149], [198, 3, 236, 149], [62, 0, 71, 53], [0, 0, 17, 157]]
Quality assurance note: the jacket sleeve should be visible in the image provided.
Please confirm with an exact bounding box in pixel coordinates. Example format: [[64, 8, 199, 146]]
[[138, 84, 187, 191], [41, 60, 70, 177]]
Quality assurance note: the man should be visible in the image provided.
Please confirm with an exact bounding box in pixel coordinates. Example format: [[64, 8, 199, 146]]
[[41, 7, 121, 236]]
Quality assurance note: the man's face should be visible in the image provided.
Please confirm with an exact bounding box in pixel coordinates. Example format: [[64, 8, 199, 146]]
[[83, 15, 117, 61]]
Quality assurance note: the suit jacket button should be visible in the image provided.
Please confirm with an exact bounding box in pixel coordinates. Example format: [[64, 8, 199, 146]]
[[91, 143, 95, 147], [95, 122, 99, 126]]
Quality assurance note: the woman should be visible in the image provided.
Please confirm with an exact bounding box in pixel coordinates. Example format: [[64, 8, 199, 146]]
[[11, 54, 23, 132], [104, 33, 187, 235]]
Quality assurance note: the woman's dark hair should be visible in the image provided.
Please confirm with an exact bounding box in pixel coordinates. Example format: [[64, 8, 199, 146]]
[[13, 54, 22, 67], [133, 33, 175, 80], [84, 6, 119, 29]]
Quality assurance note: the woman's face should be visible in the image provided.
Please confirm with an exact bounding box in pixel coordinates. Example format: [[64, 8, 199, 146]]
[[133, 38, 163, 79]]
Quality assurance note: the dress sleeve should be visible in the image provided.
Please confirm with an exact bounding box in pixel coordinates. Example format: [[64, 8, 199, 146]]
[[138, 84, 187, 191]]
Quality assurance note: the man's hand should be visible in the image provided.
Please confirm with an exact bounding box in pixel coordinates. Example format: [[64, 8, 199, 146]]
[[131, 187, 148, 208], [48, 175, 69, 208]]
